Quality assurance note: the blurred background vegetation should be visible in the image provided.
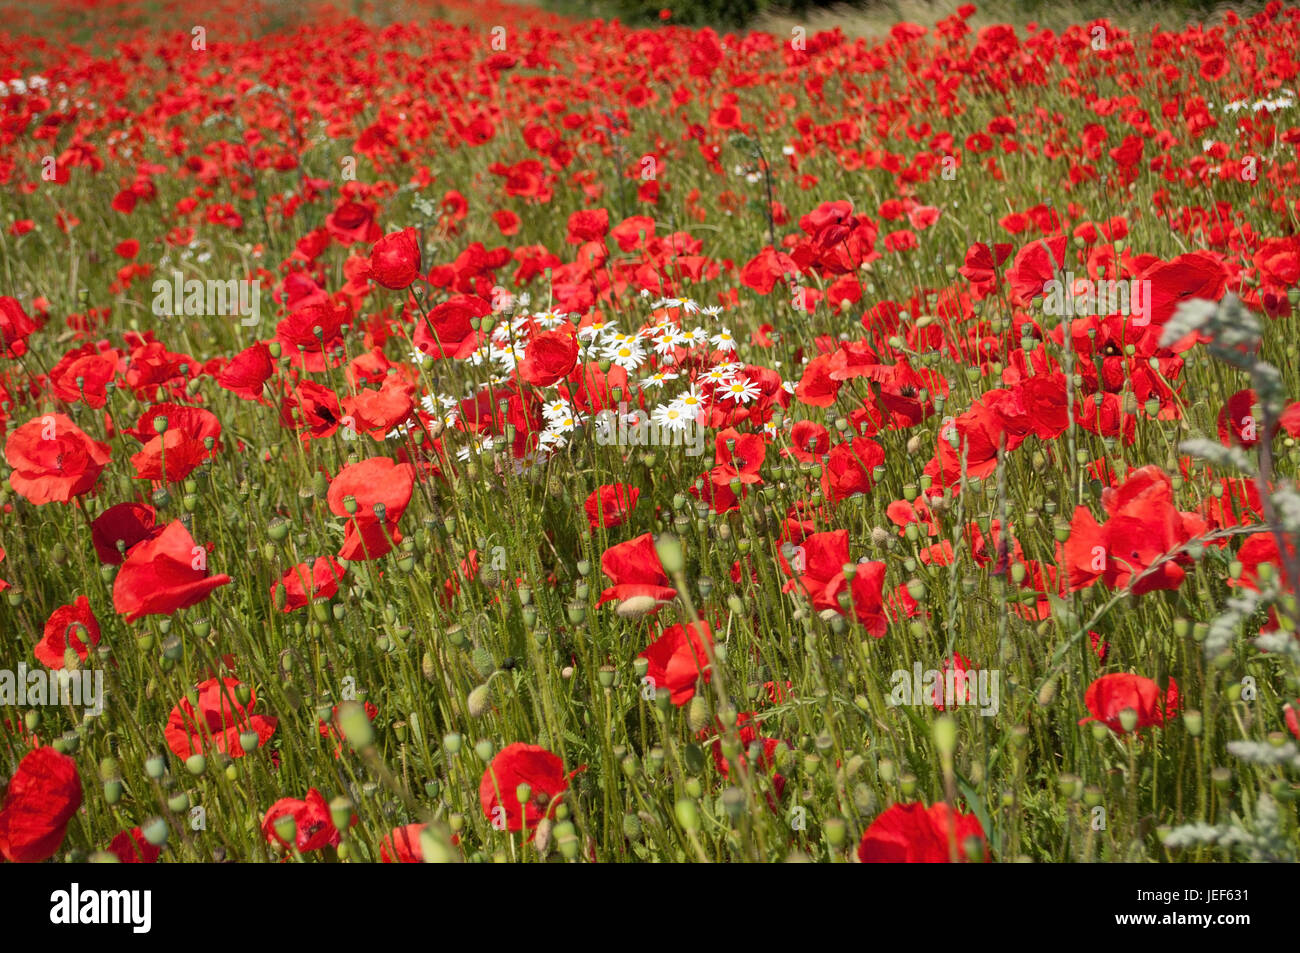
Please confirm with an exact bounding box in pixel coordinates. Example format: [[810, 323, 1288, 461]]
[[527, 0, 1256, 33]]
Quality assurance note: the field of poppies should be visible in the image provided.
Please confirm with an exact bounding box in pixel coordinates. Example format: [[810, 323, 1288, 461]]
[[1, 0, 1299, 865]]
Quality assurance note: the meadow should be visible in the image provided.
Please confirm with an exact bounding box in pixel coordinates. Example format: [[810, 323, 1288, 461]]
[[0, 0, 1298, 863]]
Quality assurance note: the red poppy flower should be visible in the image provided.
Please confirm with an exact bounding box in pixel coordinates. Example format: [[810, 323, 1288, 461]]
[[325, 198, 382, 246], [368, 227, 422, 290], [596, 532, 677, 606], [262, 789, 343, 853], [1063, 466, 1206, 595], [857, 802, 987, 863], [107, 827, 160, 863], [413, 294, 489, 360], [341, 375, 416, 439], [711, 427, 766, 487], [585, 483, 640, 529], [0, 296, 39, 358], [1217, 389, 1263, 448], [113, 520, 232, 621], [216, 342, 275, 402], [638, 620, 714, 705], [380, 823, 427, 862], [0, 747, 83, 863], [5, 413, 111, 505], [821, 437, 885, 501], [164, 676, 278, 759], [479, 742, 569, 833], [91, 502, 161, 564], [1079, 673, 1180, 733], [35, 596, 101, 669], [273, 557, 347, 612], [518, 327, 579, 387], [566, 208, 609, 244]]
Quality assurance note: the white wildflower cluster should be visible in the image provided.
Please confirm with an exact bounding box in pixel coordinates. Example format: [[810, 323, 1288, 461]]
[[408, 292, 782, 468], [1, 75, 49, 96], [1218, 91, 1297, 113]]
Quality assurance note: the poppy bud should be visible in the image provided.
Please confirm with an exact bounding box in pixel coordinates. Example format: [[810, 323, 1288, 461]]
[[474, 738, 494, 762], [615, 595, 656, 619], [899, 773, 917, 796], [185, 754, 206, 776], [932, 716, 957, 759], [1037, 677, 1058, 707], [141, 817, 168, 847], [1118, 708, 1139, 732], [338, 701, 375, 750], [654, 533, 685, 574], [555, 821, 579, 859], [145, 754, 166, 778], [467, 684, 492, 718], [1183, 709, 1202, 737], [687, 696, 711, 732], [674, 798, 700, 831]]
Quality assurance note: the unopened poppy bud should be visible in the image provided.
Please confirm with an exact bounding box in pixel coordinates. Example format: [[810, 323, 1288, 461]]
[[103, 781, 123, 805], [1211, 767, 1231, 790], [467, 684, 492, 718], [674, 798, 700, 831], [1118, 708, 1139, 732], [1183, 709, 1203, 737], [141, 817, 168, 847], [167, 792, 189, 813], [615, 595, 655, 619], [824, 817, 847, 847], [555, 821, 579, 859], [1037, 677, 1058, 707], [899, 773, 917, 796], [474, 738, 494, 762], [338, 701, 374, 750], [145, 754, 166, 778], [933, 716, 957, 759], [185, 754, 206, 776], [273, 813, 297, 846], [654, 533, 685, 574], [686, 696, 711, 732]]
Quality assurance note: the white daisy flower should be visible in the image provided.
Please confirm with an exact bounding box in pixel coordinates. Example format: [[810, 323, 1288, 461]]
[[652, 403, 691, 432], [650, 329, 681, 355], [719, 376, 761, 404], [671, 385, 705, 415], [578, 319, 613, 342], [606, 341, 646, 371], [710, 328, 737, 351], [675, 326, 707, 347], [640, 370, 679, 388], [701, 365, 735, 386], [542, 399, 572, 421]]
